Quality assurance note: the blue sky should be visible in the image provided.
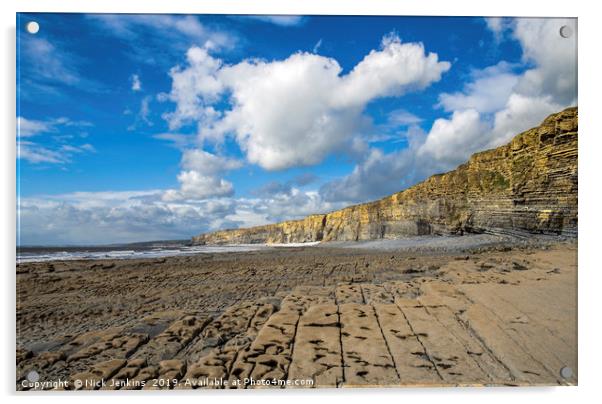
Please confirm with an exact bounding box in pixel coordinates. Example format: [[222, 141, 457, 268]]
[[16, 14, 577, 245]]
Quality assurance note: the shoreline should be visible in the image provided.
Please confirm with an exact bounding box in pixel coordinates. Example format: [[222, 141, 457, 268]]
[[17, 233, 574, 264]]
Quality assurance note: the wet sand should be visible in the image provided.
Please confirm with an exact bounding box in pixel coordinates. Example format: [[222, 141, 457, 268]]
[[16, 238, 577, 389]]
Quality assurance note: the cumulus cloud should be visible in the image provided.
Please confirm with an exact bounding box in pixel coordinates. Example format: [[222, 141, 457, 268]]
[[251, 173, 318, 198], [18, 191, 224, 245], [431, 18, 571, 159], [461, 18, 576, 147], [163, 171, 235, 201], [248, 189, 344, 224], [180, 148, 242, 174], [162, 35, 450, 170], [160, 46, 224, 130], [512, 18, 577, 105], [19, 19, 578, 245], [489, 93, 563, 145], [419, 109, 489, 167], [331, 35, 450, 108], [321, 18, 577, 203], [162, 149, 243, 201], [321, 148, 414, 203], [321, 126, 427, 203], [18, 188, 345, 245], [438, 62, 520, 114]]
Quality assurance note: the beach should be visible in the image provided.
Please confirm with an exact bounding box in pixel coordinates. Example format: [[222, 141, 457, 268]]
[[16, 236, 577, 389]]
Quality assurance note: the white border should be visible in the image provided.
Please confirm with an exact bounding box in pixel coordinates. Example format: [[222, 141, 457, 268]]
[[2, 1, 600, 404]]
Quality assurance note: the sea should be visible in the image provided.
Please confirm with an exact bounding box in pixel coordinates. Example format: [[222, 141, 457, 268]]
[[16, 241, 321, 263]]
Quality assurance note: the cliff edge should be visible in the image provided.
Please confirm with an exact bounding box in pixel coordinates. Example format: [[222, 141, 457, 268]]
[[193, 107, 578, 245]]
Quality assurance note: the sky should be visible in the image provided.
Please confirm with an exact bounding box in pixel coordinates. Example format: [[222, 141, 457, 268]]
[[16, 14, 577, 245]]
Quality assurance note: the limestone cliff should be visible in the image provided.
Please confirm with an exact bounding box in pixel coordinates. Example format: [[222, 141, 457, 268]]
[[192, 107, 577, 245]]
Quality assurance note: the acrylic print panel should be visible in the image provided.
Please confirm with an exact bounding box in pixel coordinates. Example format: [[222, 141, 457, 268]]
[[16, 13, 577, 390]]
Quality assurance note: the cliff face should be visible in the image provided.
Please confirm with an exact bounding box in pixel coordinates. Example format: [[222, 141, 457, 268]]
[[193, 107, 578, 245]]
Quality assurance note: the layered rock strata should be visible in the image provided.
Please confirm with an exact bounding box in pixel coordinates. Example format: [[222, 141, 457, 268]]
[[193, 107, 577, 245]]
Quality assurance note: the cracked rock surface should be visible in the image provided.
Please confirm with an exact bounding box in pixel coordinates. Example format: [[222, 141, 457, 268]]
[[17, 242, 577, 389]]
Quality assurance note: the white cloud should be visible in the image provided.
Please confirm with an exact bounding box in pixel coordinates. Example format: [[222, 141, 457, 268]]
[[18, 188, 344, 245], [60, 143, 96, 154], [17, 117, 52, 137], [18, 191, 226, 245], [163, 35, 450, 170], [160, 46, 224, 130], [331, 36, 450, 108], [419, 109, 489, 167], [19, 19, 579, 245], [17, 117, 95, 164], [485, 17, 504, 35], [448, 17, 577, 146], [484, 17, 513, 42], [22, 38, 80, 85], [438, 62, 519, 113], [321, 126, 430, 203], [91, 14, 232, 45], [386, 109, 423, 126], [162, 149, 242, 201], [88, 14, 236, 65], [131, 74, 142, 91], [321, 18, 577, 204], [17, 116, 91, 137], [436, 18, 577, 154], [321, 147, 414, 203], [19, 141, 67, 164], [153, 133, 196, 150], [245, 189, 344, 224], [180, 149, 242, 173], [490, 93, 563, 146], [19, 37, 106, 96], [324, 108, 493, 202], [251, 174, 319, 197], [163, 171, 235, 201], [19, 142, 95, 165], [512, 18, 577, 105]]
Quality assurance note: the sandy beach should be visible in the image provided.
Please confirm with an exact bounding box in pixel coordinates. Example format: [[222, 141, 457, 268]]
[[16, 236, 577, 389]]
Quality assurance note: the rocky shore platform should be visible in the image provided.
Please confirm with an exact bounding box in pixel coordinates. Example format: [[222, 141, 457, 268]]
[[16, 237, 577, 389]]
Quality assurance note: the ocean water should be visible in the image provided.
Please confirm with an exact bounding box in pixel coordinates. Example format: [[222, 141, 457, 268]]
[[17, 242, 321, 263]]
